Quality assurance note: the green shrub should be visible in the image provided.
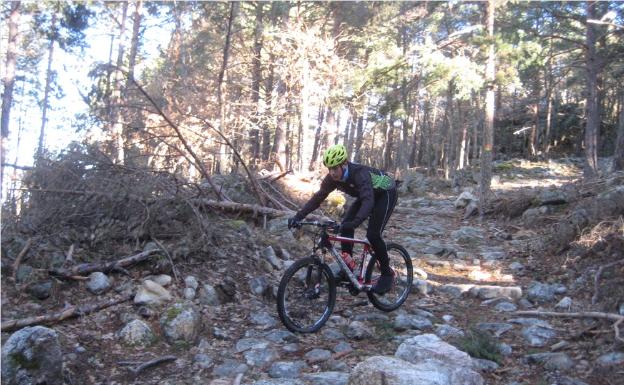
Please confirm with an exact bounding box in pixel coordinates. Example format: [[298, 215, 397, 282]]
[[456, 329, 502, 364]]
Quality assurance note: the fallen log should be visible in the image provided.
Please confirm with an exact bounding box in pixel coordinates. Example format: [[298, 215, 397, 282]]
[[1, 293, 134, 332], [513, 310, 624, 343], [49, 249, 160, 279], [118, 355, 177, 376]]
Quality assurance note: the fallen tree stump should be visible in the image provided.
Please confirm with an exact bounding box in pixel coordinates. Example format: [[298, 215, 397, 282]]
[[1, 293, 134, 332]]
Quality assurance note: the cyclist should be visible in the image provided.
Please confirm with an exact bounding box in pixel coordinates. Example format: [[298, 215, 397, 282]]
[[288, 144, 398, 294]]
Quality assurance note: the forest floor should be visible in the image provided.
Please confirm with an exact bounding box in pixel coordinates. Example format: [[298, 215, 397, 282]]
[[1, 157, 623, 385]]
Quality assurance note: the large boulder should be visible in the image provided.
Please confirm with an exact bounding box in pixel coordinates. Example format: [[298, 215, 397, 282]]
[[1, 326, 63, 385], [348, 356, 483, 385], [348, 334, 483, 385], [394, 334, 474, 370]]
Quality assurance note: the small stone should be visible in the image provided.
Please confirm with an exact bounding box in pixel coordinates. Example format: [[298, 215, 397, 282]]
[[345, 321, 374, 340], [332, 341, 352, 354], [183, 287, 196, 300], [213, 327, 230, 340], [494, 302, 517, 312], [145, 274, 172, 287], [250, 311, 277, 329], [497, 343, 512, 356], [184, 276, 199, 290], [212, 359, 248, 377], [194, 353, 213, 369], [27, 281, 53, 300], [509, 262, 524, 272], [435, 324, 464, 339], [134, 280, 172, 306], [596, 352, 624, 367], [86, 272, 111, 295], [249, 276, 270, 296], [475, 322, 513, 337], [117, 319, 155, 347], [244, 347, 280, 367], [304, 349, 332, 363], [198, 284, 221, 306], [472, 358, 499, 372], [555, 296, 572, 310], [16, 264, 34, 283], [268, 361, 307, 378], [235, 338, 270, 353]]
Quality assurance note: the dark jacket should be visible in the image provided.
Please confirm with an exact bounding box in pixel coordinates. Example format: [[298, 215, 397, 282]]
[[295, 162, 395, 227]]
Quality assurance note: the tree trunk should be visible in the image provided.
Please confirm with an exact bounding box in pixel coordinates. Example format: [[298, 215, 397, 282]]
[[309, 106, 326, 170], [458, 100, 469, 170], [110, 2, 128, 164], [444, 81, 455, 179], [472, 92, 481, 163], [529, 85, 540, 157], [37, 11, 57, 159], [383, 118, 395, 171], [217, 2, 236, 174], [126, 0, 143, 85], [250, 2, 264, 163], [1, 1, 20, 194], [583, 1, 600, 178], [614, 90, 624, 171], [479, 0, 496, 217]]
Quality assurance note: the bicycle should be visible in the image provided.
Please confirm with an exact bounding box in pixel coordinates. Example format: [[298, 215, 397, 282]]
[[276, 220, 413, 333]]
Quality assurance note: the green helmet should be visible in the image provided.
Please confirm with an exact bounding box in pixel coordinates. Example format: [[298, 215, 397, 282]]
[[323, 144, 348, 168]]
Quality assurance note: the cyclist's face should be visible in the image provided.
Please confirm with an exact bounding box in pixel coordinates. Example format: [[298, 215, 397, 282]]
[[328, 164, 344, 181]]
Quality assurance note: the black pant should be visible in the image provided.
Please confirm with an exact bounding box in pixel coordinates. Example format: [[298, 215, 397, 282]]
[[340, 188, 398, 275]]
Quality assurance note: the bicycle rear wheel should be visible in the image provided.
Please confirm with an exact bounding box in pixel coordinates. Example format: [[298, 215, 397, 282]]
[[276, 256, 336, 333], [365, 243, 413, 312]]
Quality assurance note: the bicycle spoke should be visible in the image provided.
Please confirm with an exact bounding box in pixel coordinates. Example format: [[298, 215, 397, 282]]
[[366, 243, 413, 311], [280, 262, 334, 332]]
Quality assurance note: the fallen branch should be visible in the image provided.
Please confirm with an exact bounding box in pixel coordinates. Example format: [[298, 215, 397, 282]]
[[513, 310, 624, 343], [119, 355, 177, 375], [592, 258, 624, 304], [152, 238, 179, 282], [118, 65, 226, 202], [12, 238, 32, 283], [1, 293, 133, 332], [49, 249, 160, 280]]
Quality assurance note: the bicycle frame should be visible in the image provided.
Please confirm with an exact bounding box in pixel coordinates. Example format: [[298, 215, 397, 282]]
[[313, 224, 377, 292]]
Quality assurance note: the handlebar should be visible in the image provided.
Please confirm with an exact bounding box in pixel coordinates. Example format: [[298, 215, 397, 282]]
[[292, 220, 339, 232]]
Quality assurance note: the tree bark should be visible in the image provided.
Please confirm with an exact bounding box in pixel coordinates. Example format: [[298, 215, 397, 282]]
[[110, 2, 128, 164], [479, 0, 496, 217], [217, 2, 236, 173], [1, 1, 20, 195], [309, 105, 326, 170], [126, 0, 143, 86], [37, 11, 57, 159], [583, 1, 600, 178], [250, 2, 264, 163], [1, 294, 134, 332], [614, 90, 624, 171], [383, 118, 395, 171]]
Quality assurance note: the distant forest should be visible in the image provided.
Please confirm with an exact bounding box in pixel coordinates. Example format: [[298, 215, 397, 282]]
[[2, 1, 623, 194]]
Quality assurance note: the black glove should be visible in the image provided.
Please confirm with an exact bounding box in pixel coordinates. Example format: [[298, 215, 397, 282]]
[[288, 217, 301, 229], [339, 221, 355, 233]]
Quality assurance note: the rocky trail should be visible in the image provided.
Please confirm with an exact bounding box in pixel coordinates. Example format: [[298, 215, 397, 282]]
[[2, 159, 623, 385]]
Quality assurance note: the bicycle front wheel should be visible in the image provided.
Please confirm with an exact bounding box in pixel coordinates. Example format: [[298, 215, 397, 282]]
[[365, 243, 413, 312], [276, 256, 336, 333]]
